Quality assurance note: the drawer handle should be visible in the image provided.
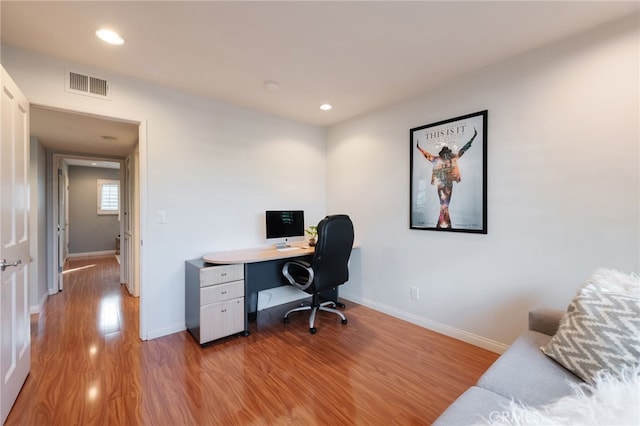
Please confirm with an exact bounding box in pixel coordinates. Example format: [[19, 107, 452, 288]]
[[221, 291, 227, 295], [221, 308, 227, 313], [220, 272, 227, 276]]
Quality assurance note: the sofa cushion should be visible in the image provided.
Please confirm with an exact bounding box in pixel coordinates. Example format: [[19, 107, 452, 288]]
[[477, 330, 582, 406], [541, 269, 640, 384], [432, 386, 511, 426], [474, 367, 640, 425]]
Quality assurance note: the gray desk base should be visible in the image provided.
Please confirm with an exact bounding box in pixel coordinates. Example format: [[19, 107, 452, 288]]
[[189, 254, 338, 324], [243, 254, 338, 321]]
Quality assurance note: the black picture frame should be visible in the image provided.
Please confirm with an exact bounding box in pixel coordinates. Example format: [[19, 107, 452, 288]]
[[410, 110, 487, 233]]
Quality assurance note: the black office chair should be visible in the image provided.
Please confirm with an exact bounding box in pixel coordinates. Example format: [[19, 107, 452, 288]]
[[282, 214, 354, 334]]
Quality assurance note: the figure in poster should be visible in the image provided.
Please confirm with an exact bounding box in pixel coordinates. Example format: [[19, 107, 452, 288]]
[[416, 128, 477, 228]]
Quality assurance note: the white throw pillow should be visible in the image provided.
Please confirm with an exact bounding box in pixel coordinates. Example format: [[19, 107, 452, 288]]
[[582, 268, 639, 297], [478, 367, 640, 425]]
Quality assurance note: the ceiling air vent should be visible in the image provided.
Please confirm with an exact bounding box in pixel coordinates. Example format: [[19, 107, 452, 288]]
[[65, 70, 111, 100]]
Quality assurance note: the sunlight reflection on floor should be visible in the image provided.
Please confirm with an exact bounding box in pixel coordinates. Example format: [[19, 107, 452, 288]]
[[62, 264, 96, 274], [99, 295, 121, 335]]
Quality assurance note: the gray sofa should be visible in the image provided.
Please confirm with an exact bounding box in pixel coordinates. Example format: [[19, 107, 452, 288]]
[[433, 306, 582, 425]]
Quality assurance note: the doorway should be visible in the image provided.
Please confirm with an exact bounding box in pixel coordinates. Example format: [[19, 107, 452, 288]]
[[30, 105, 146, 337], [52, 154, 125, 293]]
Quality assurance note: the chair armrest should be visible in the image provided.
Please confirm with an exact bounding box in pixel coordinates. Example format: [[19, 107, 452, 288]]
[[286, 259, 311, 269], [282, 260, 314, 291], [528, 306, 565, 336]]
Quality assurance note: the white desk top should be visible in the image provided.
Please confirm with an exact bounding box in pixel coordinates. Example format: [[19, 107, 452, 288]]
[[202, 243, 315, 264]]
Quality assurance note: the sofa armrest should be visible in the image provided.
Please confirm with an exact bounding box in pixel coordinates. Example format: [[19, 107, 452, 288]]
[[528, 306, 565, 336]]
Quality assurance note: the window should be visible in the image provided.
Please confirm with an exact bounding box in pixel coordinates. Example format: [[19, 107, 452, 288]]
[[98, 179, 119, 215]]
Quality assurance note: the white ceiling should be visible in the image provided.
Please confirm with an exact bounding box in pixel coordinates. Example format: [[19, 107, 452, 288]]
[[2, 1, 638, 157], [30, 106, 138, 158]]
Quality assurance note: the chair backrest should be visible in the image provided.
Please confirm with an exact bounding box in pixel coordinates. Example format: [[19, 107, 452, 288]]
[[311, 214, 354, 291]]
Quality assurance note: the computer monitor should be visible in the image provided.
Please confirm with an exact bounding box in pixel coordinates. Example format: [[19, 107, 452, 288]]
[[265, 210, 304, 247]]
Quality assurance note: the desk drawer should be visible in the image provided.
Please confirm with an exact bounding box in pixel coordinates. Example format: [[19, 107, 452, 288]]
[[200, 298, 245, 343], [200, 264, 244, 286], [201, 280, 244, 305]]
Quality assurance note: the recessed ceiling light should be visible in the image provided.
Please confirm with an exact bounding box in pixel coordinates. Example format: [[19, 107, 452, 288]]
[[319, 104, 333, 111], [96, 29, 124, 45]]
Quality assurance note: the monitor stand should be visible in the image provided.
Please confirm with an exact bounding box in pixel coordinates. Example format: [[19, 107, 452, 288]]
[[274, 241, 290, 249]]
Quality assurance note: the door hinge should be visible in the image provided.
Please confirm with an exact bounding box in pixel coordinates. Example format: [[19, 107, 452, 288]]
[[58, 266, 63, 273], [58, 168, 63, 176]]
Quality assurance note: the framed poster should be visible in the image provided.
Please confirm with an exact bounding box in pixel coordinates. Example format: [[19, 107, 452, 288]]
[[410, 110, 487, 233]]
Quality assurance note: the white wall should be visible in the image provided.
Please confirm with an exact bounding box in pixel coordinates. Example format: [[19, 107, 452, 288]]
[[3, 14, 638, 349], [1, 45, 327, 339], [327, 15, 639, 350]]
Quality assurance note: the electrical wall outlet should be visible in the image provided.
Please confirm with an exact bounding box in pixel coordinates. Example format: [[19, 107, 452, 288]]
[[410, 286, 420, 301]]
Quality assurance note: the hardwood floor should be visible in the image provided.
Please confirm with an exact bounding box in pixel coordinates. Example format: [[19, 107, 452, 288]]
[[6, 256, 498, 425]]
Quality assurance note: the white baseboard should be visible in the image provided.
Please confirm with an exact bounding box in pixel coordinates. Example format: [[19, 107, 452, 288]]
[[30, 291, 49, 315], [144, 323, 186, 341], [68, 250, 116, 258], [340, 293, 508, 354]]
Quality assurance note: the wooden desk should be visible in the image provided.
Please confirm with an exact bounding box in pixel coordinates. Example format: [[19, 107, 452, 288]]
[[199, 244, 336, 323], [202, 244, 315, 264]]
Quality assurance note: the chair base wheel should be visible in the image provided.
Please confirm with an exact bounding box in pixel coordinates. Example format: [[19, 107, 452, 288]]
[[341, 318, 348, 324], [310, 327, 317, 334]]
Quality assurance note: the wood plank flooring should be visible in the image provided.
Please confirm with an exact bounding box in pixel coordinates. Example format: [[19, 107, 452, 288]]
[[6, 256, 498, 425]]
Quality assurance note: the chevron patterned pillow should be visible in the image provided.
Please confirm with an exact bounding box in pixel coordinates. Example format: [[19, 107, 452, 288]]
[[542, 270, 640, 384]]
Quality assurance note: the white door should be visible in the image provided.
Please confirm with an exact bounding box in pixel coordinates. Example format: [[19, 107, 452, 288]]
[[57, 163, 67, 291], [125, 146, 141, 298], [0, 67, 31, 424], [123, 158, 131, 292]]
